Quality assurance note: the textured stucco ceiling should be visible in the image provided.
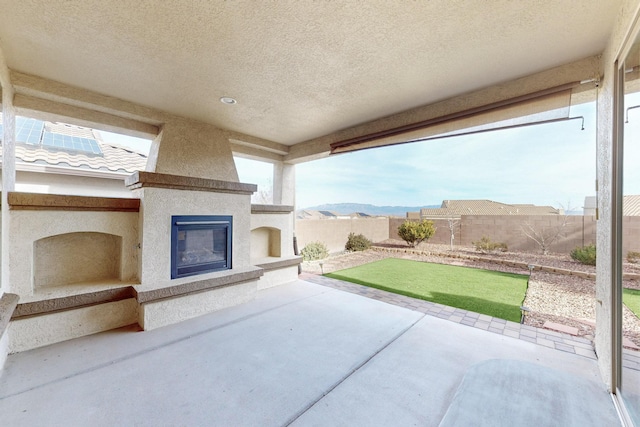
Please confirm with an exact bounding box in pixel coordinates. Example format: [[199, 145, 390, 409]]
[[0, 0, 622, 145]]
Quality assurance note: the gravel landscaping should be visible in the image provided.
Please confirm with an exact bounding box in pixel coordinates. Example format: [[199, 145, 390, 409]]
[[300, 239, 640, 349]]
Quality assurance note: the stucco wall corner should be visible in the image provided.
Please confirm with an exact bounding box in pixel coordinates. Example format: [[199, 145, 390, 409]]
[[593, 0, 640, 392]]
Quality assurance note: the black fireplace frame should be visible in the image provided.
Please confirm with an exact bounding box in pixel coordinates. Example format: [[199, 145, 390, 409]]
[[171, 215, 232, 279]]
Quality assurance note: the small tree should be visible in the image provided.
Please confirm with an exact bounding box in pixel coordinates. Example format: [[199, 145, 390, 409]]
[[447, 218, 460, 250], [521, 202, 572, 255], [520, 219, 568, 255], [397, 220, 435, 248], [251, 178, 273, 204], [300, 241, 329, 261], [345, 233, 372, 252]]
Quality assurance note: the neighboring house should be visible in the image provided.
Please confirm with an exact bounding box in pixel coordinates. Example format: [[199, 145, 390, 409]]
[[351, 212, 372, 218], [406, 211, 421, 220], [0, 115, 148, 197], [625, 195, 640, 216], [418, 199, 560, 220], [296, 210, 337, 220], [583, 196, 597, 216], [296, 209, 368, 220], [583, 195, 640, 216]]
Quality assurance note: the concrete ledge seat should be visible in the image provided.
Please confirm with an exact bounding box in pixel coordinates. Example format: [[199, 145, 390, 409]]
[[0, 293, 19, 339], [12, 266, 266, 319], [8, 267, 266, 352], [12, 284, 137, 319], [251, 204, 295, 214], [253, 255, 302, 271], [134, 266, 264, 303], [252, 257, 301, 291]]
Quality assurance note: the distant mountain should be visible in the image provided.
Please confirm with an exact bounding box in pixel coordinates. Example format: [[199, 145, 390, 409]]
[[300, 203, 440, 217]]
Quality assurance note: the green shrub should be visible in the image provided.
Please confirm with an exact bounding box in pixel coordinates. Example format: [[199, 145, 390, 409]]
[[345, 233, 372, 252], [301, 241, 329, 261], [571, 244, 596, 266], [628, 251, 640, 264], [472, 236, 508, 253], [397, 220, 435, 248], [494, 242, 508, 252]]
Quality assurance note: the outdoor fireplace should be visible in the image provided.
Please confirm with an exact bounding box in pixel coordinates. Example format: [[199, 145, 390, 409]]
[[171, 215, 232, 279]]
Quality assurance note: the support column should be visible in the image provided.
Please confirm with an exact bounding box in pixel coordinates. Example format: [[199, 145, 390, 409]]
[[594, 40, 617, 394], [273, 162, 295, 206], [0, 46, 16, 369]]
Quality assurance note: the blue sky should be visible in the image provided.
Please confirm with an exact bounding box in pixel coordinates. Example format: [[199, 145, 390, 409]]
[[294, 111, 595, 209], [99, 131, 153, 153], [275, 100, 601, 210], [102, 98, 640, 212]]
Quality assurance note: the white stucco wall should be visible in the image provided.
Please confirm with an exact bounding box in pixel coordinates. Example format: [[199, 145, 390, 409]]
[[6, 170, 135, 198]]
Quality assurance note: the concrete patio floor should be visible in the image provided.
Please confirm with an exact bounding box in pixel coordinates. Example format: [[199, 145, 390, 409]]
[[0, 280, 621, 426]]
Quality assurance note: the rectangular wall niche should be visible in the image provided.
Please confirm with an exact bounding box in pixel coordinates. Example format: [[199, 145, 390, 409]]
[[171, 215, 232, 279]]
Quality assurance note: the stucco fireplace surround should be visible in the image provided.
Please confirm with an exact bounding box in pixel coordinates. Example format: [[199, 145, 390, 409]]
[[4, 170, 300, 353], [127, 171, 264, 330]]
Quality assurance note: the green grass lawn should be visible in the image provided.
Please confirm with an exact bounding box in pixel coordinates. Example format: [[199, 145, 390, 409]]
[[624, 288, 640, 318], [326, 258, 528, 322]]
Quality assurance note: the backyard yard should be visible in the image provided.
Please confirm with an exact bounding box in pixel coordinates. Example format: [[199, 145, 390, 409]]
[[326, 258, 528, 322], [302, 240, 640, 348]]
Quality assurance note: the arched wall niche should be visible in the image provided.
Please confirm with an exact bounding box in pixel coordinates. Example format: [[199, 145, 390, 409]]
[[33, 232, 123, 288], [250, 227, 282, 259]]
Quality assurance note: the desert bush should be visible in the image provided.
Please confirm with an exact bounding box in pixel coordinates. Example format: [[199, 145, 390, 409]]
[[472, 236, 508, 253], [397, 220, 435, 248], [570, 244, 596, 266], [628, 251, 640, 264], [345, 232, 372, 252], [301, 241, 329, 261]]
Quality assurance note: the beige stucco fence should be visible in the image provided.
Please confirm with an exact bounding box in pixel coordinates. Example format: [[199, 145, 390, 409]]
[[296, 215, 640, 256], [295, 217, 390, 254]]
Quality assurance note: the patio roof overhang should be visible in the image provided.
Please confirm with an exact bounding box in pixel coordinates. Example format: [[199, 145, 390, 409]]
[[0, 1, 622, 164]]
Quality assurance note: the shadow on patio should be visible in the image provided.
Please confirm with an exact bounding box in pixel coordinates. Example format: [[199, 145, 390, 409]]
[[0, 280, 621, 426]]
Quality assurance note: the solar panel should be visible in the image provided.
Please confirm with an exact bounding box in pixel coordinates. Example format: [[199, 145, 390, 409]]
[[42, 132, 102, 155], [15, 117, 44, 145], [0, 115, 103, 155]]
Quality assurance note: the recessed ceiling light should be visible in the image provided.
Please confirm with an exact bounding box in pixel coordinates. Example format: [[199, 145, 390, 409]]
[[220, 97, 237, 105]]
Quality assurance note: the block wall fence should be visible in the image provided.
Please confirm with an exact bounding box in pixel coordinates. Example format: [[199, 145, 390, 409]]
[[296, 215, 640, 256], [295, 217, 389, 254]]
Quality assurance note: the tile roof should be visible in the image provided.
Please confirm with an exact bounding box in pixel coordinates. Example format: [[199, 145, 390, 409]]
[[297, 210, 340, 219], [624, 195, 640, 216], [0, 115, 148, 175], [585, 195, 640, 216], [420, 199, 560, 218], [296, 210, 377, 219]]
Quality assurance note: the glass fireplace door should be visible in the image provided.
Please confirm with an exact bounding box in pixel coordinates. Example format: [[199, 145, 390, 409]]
[[171, 216, 232, 279]]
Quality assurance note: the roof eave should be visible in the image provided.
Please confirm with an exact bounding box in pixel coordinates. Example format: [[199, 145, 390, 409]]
[[13, 161, 132, 180]]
